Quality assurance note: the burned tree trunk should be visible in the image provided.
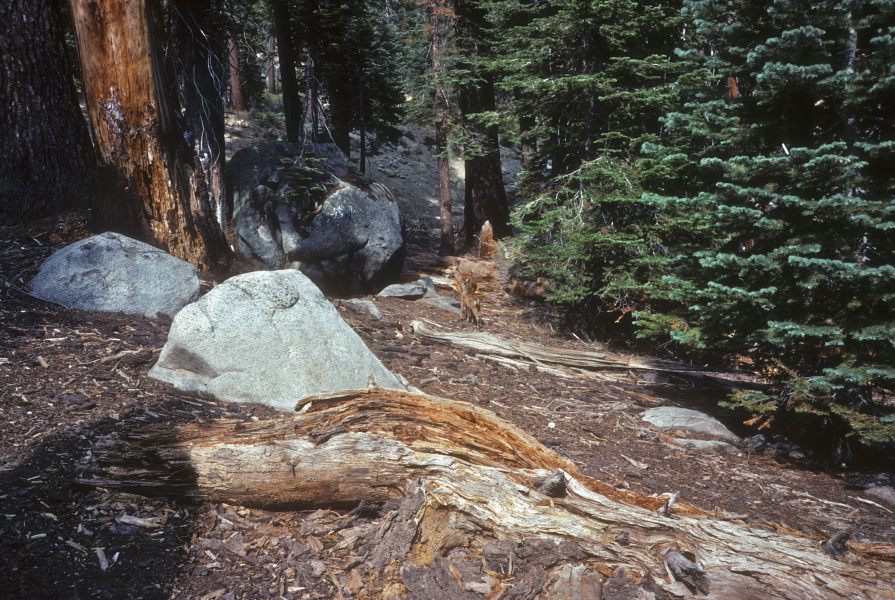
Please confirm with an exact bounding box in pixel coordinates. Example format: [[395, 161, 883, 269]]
[[69, 0, 230, 270], [455, 0, 511, 245], [80, 389, 895, 600]]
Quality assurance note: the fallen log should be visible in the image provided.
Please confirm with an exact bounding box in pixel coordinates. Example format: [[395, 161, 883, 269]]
[[410, 320, 694, 373], [79, 389, 895, 599]]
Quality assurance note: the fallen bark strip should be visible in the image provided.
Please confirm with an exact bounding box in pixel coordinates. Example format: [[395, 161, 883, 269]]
[[79, 389, 895, 600], [410, 320, 695, 373]]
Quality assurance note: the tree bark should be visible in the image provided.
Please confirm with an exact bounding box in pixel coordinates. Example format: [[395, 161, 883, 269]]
[[520, 113, 537, 169], [272, 0, 301, 143], [0, 0, 96, 224], [459, 76, 511, 244], [428, 0, 454, 256], [172, 0, 230, 232], [359, 70, 367, 174], [455, 0, 511, 245], [79, 389, 895, 600], [267, 34, 278, 94], [69, 0, 230, 270], [228, 37, 247, 112]]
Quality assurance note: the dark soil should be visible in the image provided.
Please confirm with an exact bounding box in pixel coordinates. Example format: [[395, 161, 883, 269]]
[[2, 213, 894, 600]]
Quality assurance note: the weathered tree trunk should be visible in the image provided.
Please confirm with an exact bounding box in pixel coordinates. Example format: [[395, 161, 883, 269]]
[[428, 0, 454, 256], [228, 37, 247, 112], [267, 34, 278, 94], [0, 0, 97, 224], [69, 0, 230, 270], [80, 390, 895, 600], [455, 0, 511, 245], [272, 0, 301, 143], [172, 0, 230, 232]]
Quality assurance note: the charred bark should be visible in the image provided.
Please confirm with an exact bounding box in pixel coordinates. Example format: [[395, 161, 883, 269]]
[[458, 74, 511, 244], [69, 0, 230, 270], [80, 389, 895, 600], [0, 0, 96, 224]]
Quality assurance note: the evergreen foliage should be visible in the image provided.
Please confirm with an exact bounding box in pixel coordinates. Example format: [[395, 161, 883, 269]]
[[291, 0, 404, 154], [639, 0, 895, 450], [227, 0, 270, 107], [484, 0, 689, 334]]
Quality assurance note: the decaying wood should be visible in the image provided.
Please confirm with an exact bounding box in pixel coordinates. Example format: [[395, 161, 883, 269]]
[[69, 0, 230, 270], [411, 320, 694, 374], [79, 389, 895, 600]]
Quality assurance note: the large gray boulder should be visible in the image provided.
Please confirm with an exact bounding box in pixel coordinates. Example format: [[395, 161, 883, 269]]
[[233, 177, 404, 295], [641, 406, 740, 443], [148, 270, 405, 411], [27, 232, 200, 318]]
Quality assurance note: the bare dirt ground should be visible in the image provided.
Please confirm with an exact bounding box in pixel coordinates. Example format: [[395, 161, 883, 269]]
[[2, 117, 894, 599]]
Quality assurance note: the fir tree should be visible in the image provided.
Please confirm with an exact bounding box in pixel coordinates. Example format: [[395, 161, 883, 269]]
[[482, 0, 689, 335], [641, 0, 895, 452]]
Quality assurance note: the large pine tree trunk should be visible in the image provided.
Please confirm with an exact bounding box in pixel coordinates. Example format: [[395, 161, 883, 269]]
[[272, 0, 302, 144], [455, 0, 511, 245], [69, 0, 230, 270], [79, 389, 895, 600], [459, 76, 511, 244], [428, 0, 454, 256], [0, 0, 97, 224]]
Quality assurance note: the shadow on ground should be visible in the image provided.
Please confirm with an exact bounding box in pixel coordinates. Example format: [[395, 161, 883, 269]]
[[0, 417, 196, 600]]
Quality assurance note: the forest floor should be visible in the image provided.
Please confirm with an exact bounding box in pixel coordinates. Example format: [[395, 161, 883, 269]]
[[2, 114, 894, 599]]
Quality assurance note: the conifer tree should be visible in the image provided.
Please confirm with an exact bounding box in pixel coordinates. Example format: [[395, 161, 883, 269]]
[[482, 0, 689, 334], [292, 0, 403, 160], [640, 0, 895, 451]]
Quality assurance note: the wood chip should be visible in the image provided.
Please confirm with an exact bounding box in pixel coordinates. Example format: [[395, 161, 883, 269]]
[[116, 514, 162, 529], [95, 547, 109, 571]]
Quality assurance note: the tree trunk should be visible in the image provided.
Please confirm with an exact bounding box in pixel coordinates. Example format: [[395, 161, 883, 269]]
[[520, 113, 537, 169], [172, 0, 230, 232], [69, 0, 230, 270], [459, 75, 511, 244], [79, 389, 895, 600], [228, 37, 247, 112], [455, 0, 511, 245], [272, 0, 301, 143], [0, 0, 97, 224], [428, 0, 454, 256], [267, 34, 278, 94], [359, 70, 366, 174]]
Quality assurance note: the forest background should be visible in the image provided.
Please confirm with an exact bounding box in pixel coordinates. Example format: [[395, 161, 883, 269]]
[[2, 0, 893, 461]]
